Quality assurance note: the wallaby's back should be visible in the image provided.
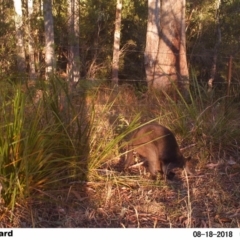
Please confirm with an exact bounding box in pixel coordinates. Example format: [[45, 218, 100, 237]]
[[125, 123, 191, 179]]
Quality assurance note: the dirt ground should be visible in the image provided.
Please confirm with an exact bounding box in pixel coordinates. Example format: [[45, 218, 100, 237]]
[[1, 157, 240, 228]]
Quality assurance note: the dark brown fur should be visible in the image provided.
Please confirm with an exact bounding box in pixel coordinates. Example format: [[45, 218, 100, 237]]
[[125, 123, 192, 179]]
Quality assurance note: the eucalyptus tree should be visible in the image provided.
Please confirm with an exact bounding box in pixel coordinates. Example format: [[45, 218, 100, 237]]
[[207, 0, 221, 92], [27, 0, 36, 80], [67, 0, 80, 85], [43, 0, 56, 79], [112, 0, 122, 86], [13, 0, 26, 73], [145, 0, 189, 95], [144, 0, 160, 89]]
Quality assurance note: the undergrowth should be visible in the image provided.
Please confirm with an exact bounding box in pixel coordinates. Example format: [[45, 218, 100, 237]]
[[0, 75, 240, 227]]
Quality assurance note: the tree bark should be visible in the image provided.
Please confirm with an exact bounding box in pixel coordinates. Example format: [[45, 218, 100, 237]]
[[13, 0, 26, 73], [208, 0, 221, 92], [145, 0, 189, 96], [43, 0, 56, 79], [112, 0, 122, 86], [27, 0, 36, 80], [144, 0, 161, 88], [67, 0, 80, 85]]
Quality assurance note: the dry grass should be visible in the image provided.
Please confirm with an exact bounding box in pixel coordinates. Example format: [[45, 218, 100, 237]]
[[1, 81, 240, 228], [2, 164, 240, 228]]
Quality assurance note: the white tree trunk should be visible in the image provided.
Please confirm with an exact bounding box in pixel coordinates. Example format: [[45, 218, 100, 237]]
[[27, 0, 36, 80], [13, 0, 26, 72], [67, 0, 80, 84], [144, 0, 161, 88], [43, 0, 56, 79], [112, 0, 122, 86], [178, 0, 189, 94]]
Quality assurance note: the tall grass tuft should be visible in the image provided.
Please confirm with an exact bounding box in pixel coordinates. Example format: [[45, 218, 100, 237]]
[[0, 81, 78, 211], [0, 79, 143, 212]]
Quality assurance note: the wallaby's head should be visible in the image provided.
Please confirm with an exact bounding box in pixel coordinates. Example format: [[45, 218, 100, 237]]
[[162, 156, 194, 179]]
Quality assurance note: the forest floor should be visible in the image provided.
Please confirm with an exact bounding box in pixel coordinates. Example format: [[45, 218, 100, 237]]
[[1, 157, 240, 228], [1, 82, 240, 228]]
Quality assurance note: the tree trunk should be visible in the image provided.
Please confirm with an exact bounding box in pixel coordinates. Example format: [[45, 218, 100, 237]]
[[13, 0, 26, 73], [208, 0, 221, 92], [27, 0, 36, 80], [112, 0, 122, 86], [144, 0, 161, 88], [178, 0, 189, 94], [33, 0, 42, 74], [67, 0, 80, 85], [43, 0, 56, 79], [146, 0, 189, 96]]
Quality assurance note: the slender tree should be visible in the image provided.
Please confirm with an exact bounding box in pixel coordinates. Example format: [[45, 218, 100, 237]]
[[27, 0, 36, 80], [13, 0, 26, 73], [43, 0, 55, 79], [67, 0, 80, 85], [144, 0, 160, 88], [112, 0, 122, 86], [208, 0, 221, 92]]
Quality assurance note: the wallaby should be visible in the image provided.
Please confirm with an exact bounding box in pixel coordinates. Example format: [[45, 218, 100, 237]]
[[125, 123, 193, 180]]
